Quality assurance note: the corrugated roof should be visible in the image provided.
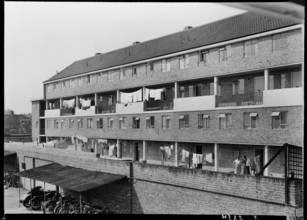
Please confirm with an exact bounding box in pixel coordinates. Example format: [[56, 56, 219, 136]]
[[16, 163, 126, 192], [45, 12, 298, 83]]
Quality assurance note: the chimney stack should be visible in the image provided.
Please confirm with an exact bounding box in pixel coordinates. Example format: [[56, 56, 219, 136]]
[[183, 26, 193, 30], [95, 52, 102, 56], [133, 41, 140, 45]]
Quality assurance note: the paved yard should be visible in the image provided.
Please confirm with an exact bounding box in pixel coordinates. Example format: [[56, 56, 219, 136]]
[[4, 186, 42, 214]]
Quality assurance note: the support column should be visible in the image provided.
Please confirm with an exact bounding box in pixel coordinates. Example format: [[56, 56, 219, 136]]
[[60, 98, 63, 109], [143, 87, 146, 101], [76, 96, 79, 108], [94, 93, 98, 106], [117, 139, 121, 158], [214, 143, 219, 172], [45, 100, 48, 110], [214, 76, 219, 95], [264, 145, 269, 176], [174, 82, 178, 98], [142, 140, 147, 162], [174, 142, 178, 167], [116, 90, 120, 103], [264, 69, 269, 90]]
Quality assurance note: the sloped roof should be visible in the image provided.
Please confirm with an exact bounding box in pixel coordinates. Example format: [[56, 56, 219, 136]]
[[45, 12, 298, 83]]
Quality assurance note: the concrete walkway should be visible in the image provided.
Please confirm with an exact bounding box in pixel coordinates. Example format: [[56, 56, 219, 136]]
[[4, 186, 42, 214]]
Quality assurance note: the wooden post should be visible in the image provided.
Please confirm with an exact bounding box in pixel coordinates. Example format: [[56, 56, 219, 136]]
[[285, 145, 289, 204], [79, 194, 82, 214], [142, 140, 147, 162], [214, 143, 219, 171], [174, 142, 178, 167]]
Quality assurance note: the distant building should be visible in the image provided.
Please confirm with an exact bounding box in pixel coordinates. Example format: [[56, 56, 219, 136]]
[[4, 111, 31, 134]]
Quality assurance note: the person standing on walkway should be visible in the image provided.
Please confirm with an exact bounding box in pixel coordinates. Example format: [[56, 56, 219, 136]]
[[246, 156, 251, 175], [233, 156, 241, 174]]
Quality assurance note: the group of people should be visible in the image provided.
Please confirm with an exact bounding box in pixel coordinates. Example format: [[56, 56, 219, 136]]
[[233, 155, 261, 175]]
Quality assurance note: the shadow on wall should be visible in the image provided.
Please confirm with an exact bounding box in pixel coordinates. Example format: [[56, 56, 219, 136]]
[[77, 178, 143, 214]]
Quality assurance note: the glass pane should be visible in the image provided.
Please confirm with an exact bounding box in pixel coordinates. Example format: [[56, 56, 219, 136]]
[[272, 116, 280, 129], [251, 117, 257, 129], [281, 112, 287, 125], [292, 71, 302, 88]]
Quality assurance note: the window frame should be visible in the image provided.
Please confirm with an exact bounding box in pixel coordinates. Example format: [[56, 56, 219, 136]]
[[162, 115, 171, 129], [87, 118, 93, 129], [119, 117, 127, 129], [179, 114, 189, 129], [272, 111, 287, 129], [107, 117, 114, 129], [218, 47, 227, 62], [146, 116, 155, 129]]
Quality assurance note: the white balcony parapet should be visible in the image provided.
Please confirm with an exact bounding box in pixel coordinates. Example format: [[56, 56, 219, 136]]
[[173, 95, 215, 111], [263, 87, 304, 107], [75, 106, 96, 116], [45, 109, 60, 117], [116, 102, 144, 114]]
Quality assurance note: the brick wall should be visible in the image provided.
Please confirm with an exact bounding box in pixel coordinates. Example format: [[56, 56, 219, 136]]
[[6, 143, 302, 217], [32, 101, 40, 142], [45, 29, 302, 100], [44, 106, 303, 147]]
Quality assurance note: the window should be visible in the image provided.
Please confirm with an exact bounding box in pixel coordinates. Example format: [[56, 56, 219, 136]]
[[162, 59, 167, 72], [107, 118, 114, 129], [166, 59, 171, 72], [84, 75, 90, 84], [243, 113, 258, 129], [97, 118, 103, 129], [119, 68, 126, 80], [198, 114, 210, 129], [53, 83, 57, 91], [98, 73, 103, 83], [146, 116, 155, 128], [219, 113, 232, 129], [70, 79, 74, 88], [272, 111, 287, 129], [147, 62, 154, 72], [62, 81, 66, 89], [162, 116, 171, 129], [179, 54, 189, 69], [54, 120, 58, 129], [60, 120, 65, 129], [273, 33, 288, 51], [132, 117, 140, 129], [78, 78, 82, 87], [108, 95, 113, 106], [69, 119, 74, 128], [179, 114, 189, 129], [232, 79, 245, 95], [107, 71, 114, 81], [78, 119, 83, 129], [119, 117, 127, 129], [179, 56, 185, 69], [199, 51, 208, 64], [219, 47, 227, 62], [87, 118, 93, 129], [244, 40, 258, 57]]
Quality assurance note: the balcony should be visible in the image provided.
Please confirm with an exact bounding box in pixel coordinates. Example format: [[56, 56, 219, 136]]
[[95, 105, 116, 114], [39, 110, 45, 117], [173, 95, 215, 111], [45, 109, 60, 117], [60, 108, 75, 116], [75, 106, 96, 116], [116, 102, 144, 114], [40, 128, 45, 135], [216, 92, 263, 108], [263, 87, 303, 107], [144, 100, 173, 111]]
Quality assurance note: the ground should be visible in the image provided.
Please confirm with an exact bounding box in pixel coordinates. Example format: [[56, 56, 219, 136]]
[[4, 186, 42, 214]]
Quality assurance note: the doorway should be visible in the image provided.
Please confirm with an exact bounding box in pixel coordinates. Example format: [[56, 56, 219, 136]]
[[196, 145, 202, 169], [134, 142, 139, 162]]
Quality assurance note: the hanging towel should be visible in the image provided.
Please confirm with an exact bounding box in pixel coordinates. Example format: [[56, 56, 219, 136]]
[[192, 153, 198, 168], [205, 153, 213, 163], [170, 145, 174, 150], [97, 139, 107, 143], [181, 149, 189, 162], [109, 145, 115, 156], [165, 146, 172, 159], [197, 154, 203, 164]]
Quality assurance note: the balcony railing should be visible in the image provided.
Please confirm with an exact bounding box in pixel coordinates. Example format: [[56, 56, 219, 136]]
[[60, 108, 75, 116], [40, 128, 45, 135], [216, 91, 263, 107], [95, 105, 116, 114], [144, 100, 173, 111]]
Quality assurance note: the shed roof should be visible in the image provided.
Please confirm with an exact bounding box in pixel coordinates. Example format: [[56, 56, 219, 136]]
[[16, 163, 126, 192]]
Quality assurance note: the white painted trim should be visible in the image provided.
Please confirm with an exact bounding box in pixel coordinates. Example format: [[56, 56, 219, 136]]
[[44, 25, 302, 84]]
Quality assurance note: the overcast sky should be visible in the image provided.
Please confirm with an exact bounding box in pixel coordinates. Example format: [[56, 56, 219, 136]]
[[5, 2, 245, 114]]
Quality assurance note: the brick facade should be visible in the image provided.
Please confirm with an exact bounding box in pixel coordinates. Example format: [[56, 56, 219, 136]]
[[43, 106, 303, 147]]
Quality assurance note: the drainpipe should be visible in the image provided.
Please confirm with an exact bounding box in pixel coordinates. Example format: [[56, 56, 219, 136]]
[[214, 143, 219, 172]]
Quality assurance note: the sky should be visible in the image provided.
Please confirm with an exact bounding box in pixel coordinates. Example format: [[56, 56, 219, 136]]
[[4, 2, 245, 114]]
